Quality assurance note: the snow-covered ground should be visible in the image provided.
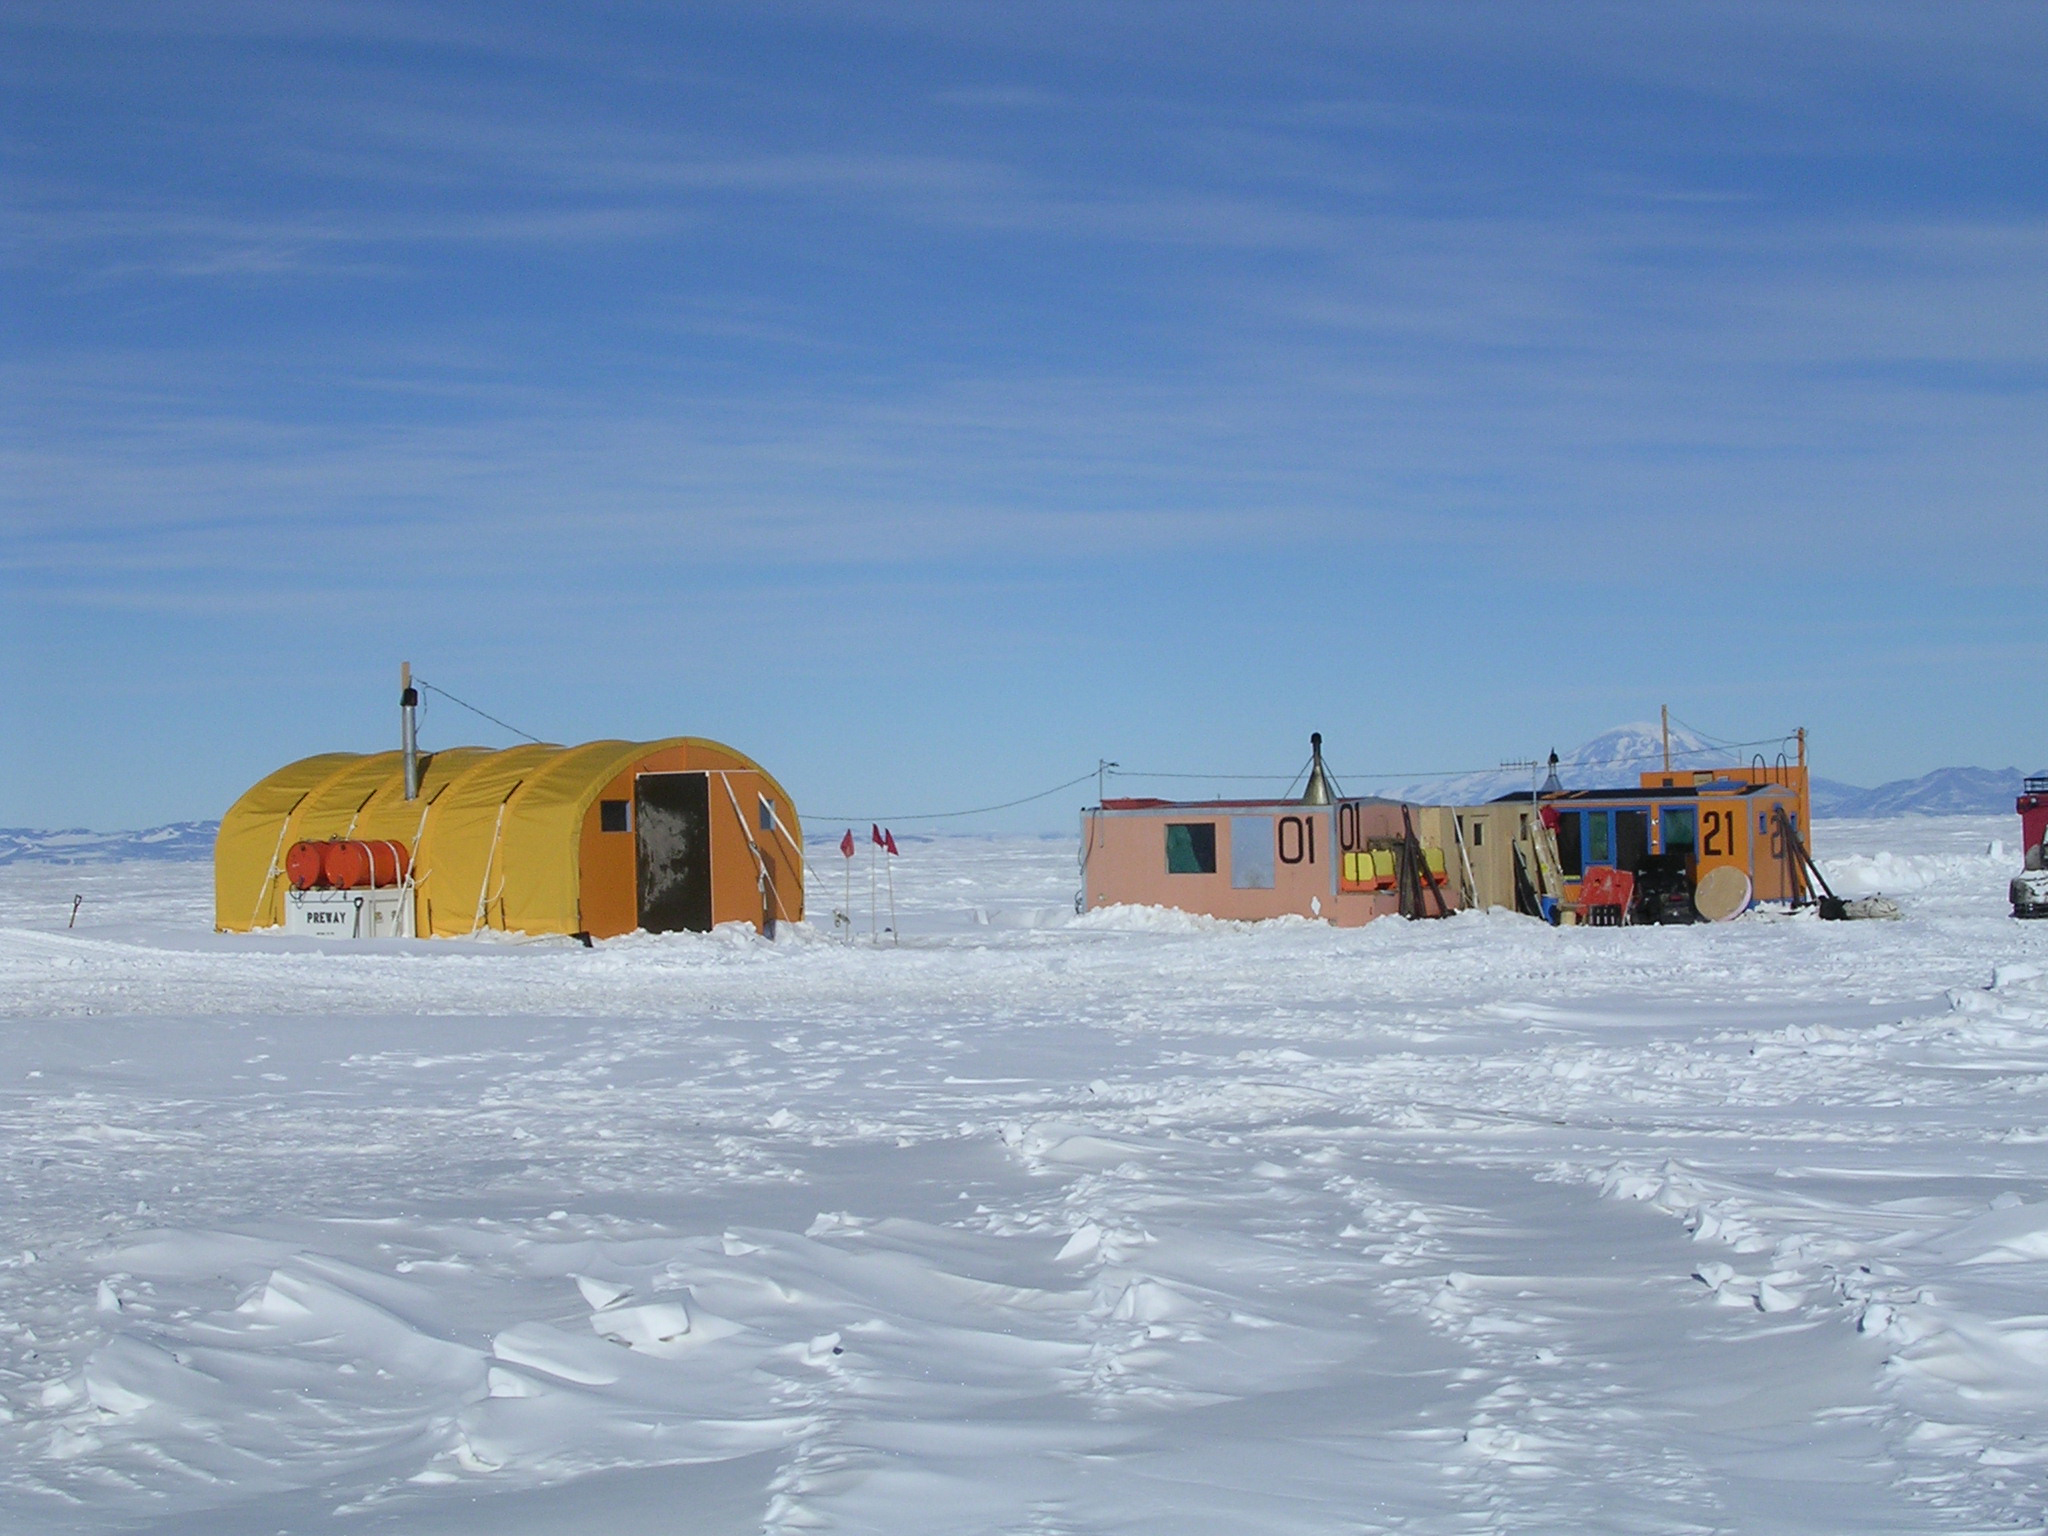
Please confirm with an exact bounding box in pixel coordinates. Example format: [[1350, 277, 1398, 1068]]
[[3, 818, 2046, 1534]]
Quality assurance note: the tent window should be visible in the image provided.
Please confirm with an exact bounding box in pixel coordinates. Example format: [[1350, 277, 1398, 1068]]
[[758, 795, 775, 832], [600, 799, 630, 833], [1165, 822, 1217, 875]]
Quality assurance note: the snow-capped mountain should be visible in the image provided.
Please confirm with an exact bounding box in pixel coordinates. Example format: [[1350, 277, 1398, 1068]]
[[1811, 767, 2038, 818], [0, 821, 218, 866], [1377, 726, 2041, 817], [1382, 721, 1731, 805]]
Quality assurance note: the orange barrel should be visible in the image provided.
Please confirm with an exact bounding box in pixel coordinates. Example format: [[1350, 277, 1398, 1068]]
[[284, 840, 329, 890], [323, 839, 410, 889]]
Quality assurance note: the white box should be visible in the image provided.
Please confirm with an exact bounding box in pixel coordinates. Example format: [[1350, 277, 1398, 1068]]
[[283, 886, 414, 939]]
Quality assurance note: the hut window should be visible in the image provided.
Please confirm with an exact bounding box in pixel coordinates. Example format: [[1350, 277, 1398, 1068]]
[[599, 799, 630, 833], [1469, 819, 1484, 848], [1586, 812, 1612, 866], [1165, 822, 1217, 875], [1661, 807, 1695, 851], [1230, 817, 1274, 889], [759, 795, 775, 832]]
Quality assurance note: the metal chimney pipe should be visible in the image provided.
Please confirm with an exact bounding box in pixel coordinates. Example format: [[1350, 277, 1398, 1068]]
[[1302, 732, 1333, 806], [400, 661, 420, 801]]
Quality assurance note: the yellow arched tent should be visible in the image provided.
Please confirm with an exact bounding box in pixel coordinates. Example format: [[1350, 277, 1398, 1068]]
[[216, 739, 804, 938]]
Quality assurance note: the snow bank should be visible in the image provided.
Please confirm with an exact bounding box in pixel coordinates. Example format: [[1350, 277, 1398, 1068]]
[[1814, 814, 2022, 908], [1819, 845, 2012, 898]]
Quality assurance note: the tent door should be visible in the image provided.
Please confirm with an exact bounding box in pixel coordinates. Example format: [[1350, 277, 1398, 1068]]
[[635, 772, 713, 933]]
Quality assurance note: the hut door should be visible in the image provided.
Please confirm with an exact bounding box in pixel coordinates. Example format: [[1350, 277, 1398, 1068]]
[[1615, 810, 1649, 872], [635, 773, 714, 933]]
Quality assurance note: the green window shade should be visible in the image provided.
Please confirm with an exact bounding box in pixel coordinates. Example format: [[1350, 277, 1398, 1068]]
[[1587, 813, 1611, 865], [1165, 822, 1217, 874], [1662, 807, 1696, 849]]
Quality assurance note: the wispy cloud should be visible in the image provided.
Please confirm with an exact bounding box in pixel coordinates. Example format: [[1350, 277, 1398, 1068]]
[[7, 194, 705, 283], [931, 85, 1063, 111]]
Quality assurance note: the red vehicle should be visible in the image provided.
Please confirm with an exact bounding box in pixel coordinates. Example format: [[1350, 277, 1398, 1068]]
[[2015, 777, 2048, 919]]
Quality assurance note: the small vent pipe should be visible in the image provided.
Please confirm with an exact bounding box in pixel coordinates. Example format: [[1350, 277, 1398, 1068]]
[[400, 661, 420, 801]]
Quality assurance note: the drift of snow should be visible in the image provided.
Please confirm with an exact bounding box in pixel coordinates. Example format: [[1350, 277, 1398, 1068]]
[[1, 816, 2046, 1533]]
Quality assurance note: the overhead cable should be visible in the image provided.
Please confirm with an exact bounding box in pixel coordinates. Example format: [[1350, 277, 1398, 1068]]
[[415, 679, 546, 744], [1108, 732, 1799, 787], [810, 770, 1100, 826]]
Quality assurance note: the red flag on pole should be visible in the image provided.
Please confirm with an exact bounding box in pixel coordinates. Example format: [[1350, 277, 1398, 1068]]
[[871, 824, 885, 848], [884, 829, 899, 856], [839, 829, 855, 859]]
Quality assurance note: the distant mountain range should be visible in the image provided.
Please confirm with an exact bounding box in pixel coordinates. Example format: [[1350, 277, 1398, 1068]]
[[0, 822, 218, 866], [1809, 767, 2038, 818], [1384, 722, 1727, 805], [0, 738, 2040, 864], [1381, 723, 2040, 819]]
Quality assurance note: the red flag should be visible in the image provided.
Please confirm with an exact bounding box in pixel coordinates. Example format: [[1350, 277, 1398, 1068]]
[[871, 823, 885, 848], [839, 829, 855, 859], [884, 829, 899, 856]]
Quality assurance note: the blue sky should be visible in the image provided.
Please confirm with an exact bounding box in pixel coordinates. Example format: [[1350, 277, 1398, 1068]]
[[4, 2, 2045, 830]]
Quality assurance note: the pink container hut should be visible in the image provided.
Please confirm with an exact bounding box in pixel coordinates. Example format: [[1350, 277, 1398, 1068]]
[[1079, 737, 1460, 926]]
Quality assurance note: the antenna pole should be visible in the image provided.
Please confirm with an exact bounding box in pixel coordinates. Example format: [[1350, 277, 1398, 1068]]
[[1661, 705, 1670, 773], [1797, 727, 1806, 769]]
